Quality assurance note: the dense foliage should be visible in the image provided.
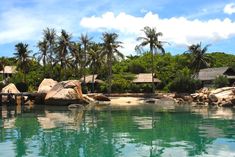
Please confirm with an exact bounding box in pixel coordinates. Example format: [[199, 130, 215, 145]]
[[1, 27, 235, 93], [213, 75, 229, 88]]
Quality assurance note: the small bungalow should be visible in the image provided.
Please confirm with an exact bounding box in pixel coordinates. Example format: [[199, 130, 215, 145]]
[[133, 73, 161, 84], [80, 74, 104, 92], [0, 66, 17, 79], [80, 74, 103, 84], [197, 67, 235, 87]]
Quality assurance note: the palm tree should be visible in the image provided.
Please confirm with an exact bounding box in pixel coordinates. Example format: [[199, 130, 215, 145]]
[[137, 26, 165, 93], [101, 32, 124, 94], [0, 57, 6, 81], [14, 42, 31, 82], [87, 43, 104, 92], [69, 42, 83, 78], [80, 33, 92, 83], [43, 28, 57, 63], [187, 43, 211, 76], [55, 29, 73, 80], [36, 39, 48, 66]]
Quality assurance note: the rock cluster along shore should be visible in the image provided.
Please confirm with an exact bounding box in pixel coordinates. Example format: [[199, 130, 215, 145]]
[[0, 78, 111, 106], [2, 78, 235, 107], [178, 87, 235, 107]]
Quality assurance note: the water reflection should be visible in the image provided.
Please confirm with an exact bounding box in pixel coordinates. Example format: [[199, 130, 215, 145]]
[[0, 104, 235, 157]]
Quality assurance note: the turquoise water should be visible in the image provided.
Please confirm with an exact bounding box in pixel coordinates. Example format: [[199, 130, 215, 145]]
[[0, 104, 235, 157]]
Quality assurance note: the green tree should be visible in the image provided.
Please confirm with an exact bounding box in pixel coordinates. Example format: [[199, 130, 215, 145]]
[[213, 75, 229, 88], [14, 42, 31, 82], [187, 43, 212, 75], [0, 58, 7, 81], [70, 42, 83, 78], [42, 28, 57, 65], [87, 43, 104, 92], [36, 39, 48, 67], [80, 33, 92, 83], [101, 32, 124, 94], [55, 30, 73, 80], [137, 26, 165, 93], [169, 68, 201, 93]]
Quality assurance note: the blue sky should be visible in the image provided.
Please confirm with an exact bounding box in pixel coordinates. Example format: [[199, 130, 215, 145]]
[[1, 0, 235, 57]]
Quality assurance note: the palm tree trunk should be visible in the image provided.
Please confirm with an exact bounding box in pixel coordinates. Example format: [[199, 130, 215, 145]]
[[2, 68, 5, 81], [107, 53, 112, 94], [43, 57, 46, 77], [83, 47, 87, 83], [150, 44, 155, 94], [92, 72, 95, 93], [24, 72, 26, 83], [91, 64, 96, 93]]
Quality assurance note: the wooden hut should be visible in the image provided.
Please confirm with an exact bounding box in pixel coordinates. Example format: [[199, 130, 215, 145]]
[[80, 74, 104, 92], [80, 74, 103, 84], [0, 66, 17, 79], [196, 67, 235, 87], [133, 73, 161, 84]]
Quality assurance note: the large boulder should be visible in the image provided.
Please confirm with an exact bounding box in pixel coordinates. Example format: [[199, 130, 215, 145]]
[[209, 87, 235, 101], [93, 94, 111, 101], [1, 83, 20, 103], [2, 83, 20, 93], [208, 87, 235, 107], [38, 78, 58, 93], [45, 80, 89, 105]]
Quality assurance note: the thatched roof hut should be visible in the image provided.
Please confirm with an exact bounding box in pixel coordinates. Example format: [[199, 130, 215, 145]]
[[0, 66, 17, 74], [197, 67, 235, 81], [133, 73, 161, 83], [80, 74, 103, 84]]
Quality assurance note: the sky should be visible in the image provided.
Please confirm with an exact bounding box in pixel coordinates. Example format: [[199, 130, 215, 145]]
[[1, 0, 235, 57]]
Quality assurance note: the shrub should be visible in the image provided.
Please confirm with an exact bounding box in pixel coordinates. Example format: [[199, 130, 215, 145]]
[[81, 82, 88, 94], [169, 68, 202, 93], [112, 77, 131, 93], [15, 82, 28, 92], [98, 82, 108, 93], [213, 75, 229, 88]]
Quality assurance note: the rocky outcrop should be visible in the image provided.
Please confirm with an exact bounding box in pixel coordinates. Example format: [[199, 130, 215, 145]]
[[45, 80, 89, 105], [208, 87, 235, 107], [1, 83, 20, 103], [191, 87, 235, 107], [38, 78, 58, 93], [2, 83, 20, 93], [93, 94, 111, 101]]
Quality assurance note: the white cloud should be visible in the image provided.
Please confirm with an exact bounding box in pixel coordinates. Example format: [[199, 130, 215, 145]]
[[0, 1, 84, 45], [224, 3, 235, 14], [80, 12, 235, 55]]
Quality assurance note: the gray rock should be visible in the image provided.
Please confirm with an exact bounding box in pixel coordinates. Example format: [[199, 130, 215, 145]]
[[38, 78, 58, 93], [45, 80, 89, 105]]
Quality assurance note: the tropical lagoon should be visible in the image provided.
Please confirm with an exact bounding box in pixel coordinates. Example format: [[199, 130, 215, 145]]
[[0, 103, 235, 157]]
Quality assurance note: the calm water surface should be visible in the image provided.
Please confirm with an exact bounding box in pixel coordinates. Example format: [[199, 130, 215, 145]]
[[0, 103, 235, 157]]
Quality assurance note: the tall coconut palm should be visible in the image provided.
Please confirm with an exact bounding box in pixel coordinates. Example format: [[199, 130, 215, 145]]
[[0, 57, 7, 81], [137, 26, 165, 93], [36, 39, 48, 66], [80, 33, 92, 83], [187, 43, 212, 76], [55, 30, 73, 80], [0, 61, 5, 81], [69, 42, 83, 78], [101, 32, 123, 94], [87, 43, 104, 92], [42, 28, 57, 65], [14, 42, 31, 82]]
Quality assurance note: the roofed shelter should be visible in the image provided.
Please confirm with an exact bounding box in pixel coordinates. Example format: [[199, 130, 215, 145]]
[[80, 74, 103, 84], [133, 73, 161, 84], [0, 66, 17, 79], [196, 67, 235, 87], [80, 74, 104, 92]]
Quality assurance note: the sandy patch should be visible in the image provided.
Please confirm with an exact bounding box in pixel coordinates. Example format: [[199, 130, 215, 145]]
[[109, 97, 146, 106]]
